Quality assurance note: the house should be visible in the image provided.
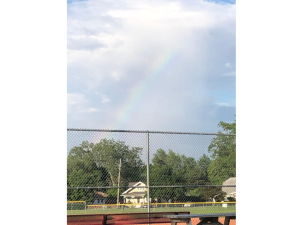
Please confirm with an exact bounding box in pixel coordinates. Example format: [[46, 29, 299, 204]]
[[121, 182, 149, 207], [222, 177, 236, 200], [91, 191, 108, 205]]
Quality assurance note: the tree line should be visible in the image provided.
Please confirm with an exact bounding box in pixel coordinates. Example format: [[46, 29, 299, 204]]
[[67, 120, 236, 203]]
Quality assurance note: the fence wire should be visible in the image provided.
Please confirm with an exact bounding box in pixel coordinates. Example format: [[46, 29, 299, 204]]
[[67, 129, 236, 215]]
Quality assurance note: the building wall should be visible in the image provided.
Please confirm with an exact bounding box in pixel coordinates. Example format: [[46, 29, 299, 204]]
[[92, 198, 106, 205]]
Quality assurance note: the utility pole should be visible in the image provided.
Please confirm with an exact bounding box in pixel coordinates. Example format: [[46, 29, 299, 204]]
[[117, 158, 121, 206]]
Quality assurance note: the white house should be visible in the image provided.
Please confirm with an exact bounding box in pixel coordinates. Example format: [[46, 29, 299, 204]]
[[121, 182, 149, 207], [222, 177, 236, 200]]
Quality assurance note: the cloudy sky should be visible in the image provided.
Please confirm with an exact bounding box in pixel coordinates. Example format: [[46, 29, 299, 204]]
[[67, 0, 236, 132]]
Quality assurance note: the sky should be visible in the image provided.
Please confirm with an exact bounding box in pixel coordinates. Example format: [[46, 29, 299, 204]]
[[67, 0, 236, 133]]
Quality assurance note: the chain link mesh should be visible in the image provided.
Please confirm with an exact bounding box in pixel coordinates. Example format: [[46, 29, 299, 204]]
[[67, 129, 236, 215]]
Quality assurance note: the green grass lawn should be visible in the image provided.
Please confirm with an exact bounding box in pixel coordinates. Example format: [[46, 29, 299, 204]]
[[67, 205, 236, 215]]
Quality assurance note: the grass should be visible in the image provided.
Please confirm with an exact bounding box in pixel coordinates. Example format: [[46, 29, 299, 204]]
[[67, 204, 236, 215]]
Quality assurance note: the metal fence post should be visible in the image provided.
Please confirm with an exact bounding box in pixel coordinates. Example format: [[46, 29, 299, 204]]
[[146, 131, 150, 225], [146, 131, 150, 214]]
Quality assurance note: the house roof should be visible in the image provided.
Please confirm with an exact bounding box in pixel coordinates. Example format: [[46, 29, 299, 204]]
[[121, 192, 146, 197], [95, 191, 108, 197], [122, 181, 146, 195], [222, 177, 236, 194], [129, 182, 139, 187]]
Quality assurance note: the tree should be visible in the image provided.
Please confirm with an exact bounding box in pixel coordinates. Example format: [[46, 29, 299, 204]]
[[218, 120, 236, 134], [181, 155, 202, 185], [91, 139, 145, 186], [207, 120, 236, 184], [67, 141, 108, 202], [150, 149, 210, 201], [185, 154, 212, 200], [106, 188, 124, 204], [149, 149, 184, 201], [67, 139, 145, 201], [197, 154, 211, 183], [188, 186, 226, 202]]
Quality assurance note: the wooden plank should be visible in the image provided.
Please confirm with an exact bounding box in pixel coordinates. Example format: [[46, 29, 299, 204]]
[[165, 213, 236, 225], [106, 212, 189, 224], [164, 212, 236, 219], [106, 211, 189, 221], [68, 214, 105, 225], [68, 211, 190, 225]]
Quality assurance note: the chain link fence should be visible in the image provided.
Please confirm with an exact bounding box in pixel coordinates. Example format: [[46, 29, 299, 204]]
[[67, 129, 236, 215]]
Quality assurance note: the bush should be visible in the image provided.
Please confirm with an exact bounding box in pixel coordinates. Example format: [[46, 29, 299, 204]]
[[226, 197, 236, 202]]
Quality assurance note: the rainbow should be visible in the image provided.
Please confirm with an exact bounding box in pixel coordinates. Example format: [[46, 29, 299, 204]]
[[108, 51, 178, 130]]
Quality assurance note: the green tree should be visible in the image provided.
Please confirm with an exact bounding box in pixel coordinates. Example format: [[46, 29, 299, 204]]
[[151, 149, 185, 185], [106, 188, 124, 204], [185, 154, 212, 201], [189, 186, 226, 202], [197, 154, 211, 182], [207, 120, 236, 184], [149, 149, 185, 201], [218, 120, 236, 134], [150, 149, 210, 201], [67, 139, 144, 201], [181, 155, 201, 185], [91, 139, 145, 186], [67, 141, 108, 202]]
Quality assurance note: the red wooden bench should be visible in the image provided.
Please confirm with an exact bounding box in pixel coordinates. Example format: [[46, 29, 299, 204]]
[[67, 214, 105, 225], [164, 212, 236, 225], [67, 212, 190, 225]]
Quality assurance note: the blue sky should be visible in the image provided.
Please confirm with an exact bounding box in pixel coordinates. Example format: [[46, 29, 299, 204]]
[[67, 0, 236, 132]]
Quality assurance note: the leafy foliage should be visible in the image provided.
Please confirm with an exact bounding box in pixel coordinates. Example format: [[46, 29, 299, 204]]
[[67, 139, 145, 202], [207, 120, 236, 184], [92, 139, 144, 186]]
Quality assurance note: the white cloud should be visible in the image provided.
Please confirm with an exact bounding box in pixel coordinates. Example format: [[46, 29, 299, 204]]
[[225, 62, 232, 68], [111, 71, 121, 81], [223, 71, 236, 76], [68, 93, 88, 108], [84, 107, 99, 113], [216, 102, 230, 107], [68, 93, 99, 116], [68, 37, 107, 51], [101, 95, 111, 103], [68, 0, 236, 88]]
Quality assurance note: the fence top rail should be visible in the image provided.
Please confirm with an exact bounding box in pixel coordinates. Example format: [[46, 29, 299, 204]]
[[67, 128, 236, 136], [67, 185, 236, 189], [86, 202, 236, 207]]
